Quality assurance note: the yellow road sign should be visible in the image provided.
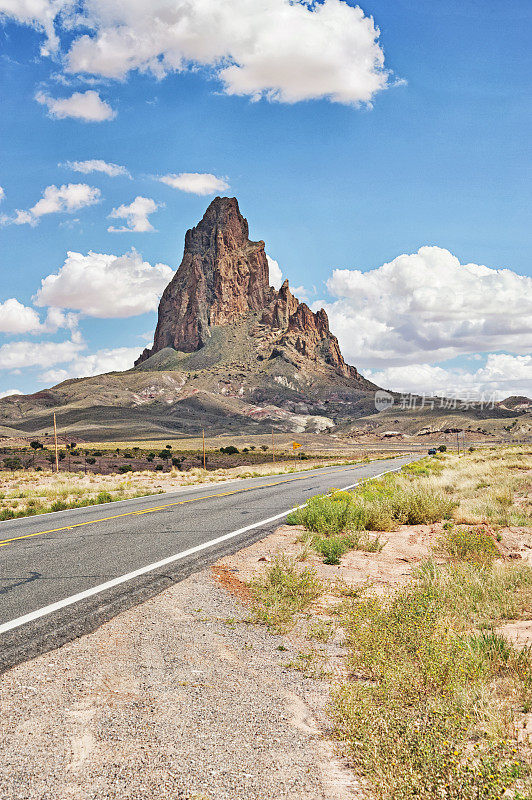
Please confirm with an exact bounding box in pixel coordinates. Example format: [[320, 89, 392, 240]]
[[292, 442, 302, 450]]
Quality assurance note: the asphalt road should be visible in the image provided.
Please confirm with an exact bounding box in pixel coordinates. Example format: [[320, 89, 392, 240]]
[[0, 456, 413, 672]]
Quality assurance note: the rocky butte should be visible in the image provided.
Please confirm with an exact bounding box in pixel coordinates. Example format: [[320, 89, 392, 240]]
[[136, 196, 362, 383], [0, 196, 527, 440]]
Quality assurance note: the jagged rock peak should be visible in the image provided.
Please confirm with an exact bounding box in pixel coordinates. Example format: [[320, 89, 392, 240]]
[[136, 197, 272, 360], [135, 197, 359, 381]]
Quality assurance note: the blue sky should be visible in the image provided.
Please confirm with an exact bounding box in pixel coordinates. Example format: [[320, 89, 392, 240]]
[[0, 0, 531, 400]]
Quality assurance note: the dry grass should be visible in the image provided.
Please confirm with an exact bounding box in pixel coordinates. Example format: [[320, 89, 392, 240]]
[[0, 469, 164, 520], [422, 446, 532, 527]]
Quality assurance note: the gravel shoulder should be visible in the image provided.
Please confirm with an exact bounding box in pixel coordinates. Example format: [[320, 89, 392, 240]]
[[0, 558, 359, 800]]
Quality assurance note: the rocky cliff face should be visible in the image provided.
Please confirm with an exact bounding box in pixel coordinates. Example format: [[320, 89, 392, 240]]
[[136, 197, 359, 381]]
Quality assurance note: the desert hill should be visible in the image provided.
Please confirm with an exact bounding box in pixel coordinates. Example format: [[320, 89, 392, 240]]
[[0, 197, 529, 442]]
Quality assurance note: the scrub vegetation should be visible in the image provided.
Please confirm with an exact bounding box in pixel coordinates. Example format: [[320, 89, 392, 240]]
[[249, 445, 532, 798]]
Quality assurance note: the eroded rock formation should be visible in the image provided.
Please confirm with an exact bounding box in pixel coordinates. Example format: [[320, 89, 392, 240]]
[[136, 197, 358, 380]]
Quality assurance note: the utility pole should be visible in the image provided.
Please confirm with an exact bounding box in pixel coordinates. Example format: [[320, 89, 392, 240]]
[[53, 412, 59, 472], [456, 431, 460, 456], [202, 428, 206, 470], [272, 428, 275, 464]]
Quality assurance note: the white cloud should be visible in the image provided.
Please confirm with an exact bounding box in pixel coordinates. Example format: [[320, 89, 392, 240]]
[[35, 248, 173, 317], [0, 388, 22, 399], [63, 159, 130, 177], [0, 337, 84, 370], [159, 172, 229, 196], [2, 0, 391, 106], [267, 255, 283, 290], [39, 346, 140, 384], [366, 354, 532, 402], [320, 246, 532, 368], [0, 0, 73, 54], [3, 183, 101, 226], [0, 299, 42, 334], [0, 298, 78, 334], [0, 186, 4, 201], [36, 89, 116, 121], [108, 196, 161, 232]]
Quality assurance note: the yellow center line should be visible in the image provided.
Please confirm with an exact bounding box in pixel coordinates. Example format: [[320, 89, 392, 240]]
[[0, 467, 353, 548]]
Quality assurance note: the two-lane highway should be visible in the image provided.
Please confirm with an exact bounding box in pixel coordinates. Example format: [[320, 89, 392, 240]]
[[0, 457, 413, 672]]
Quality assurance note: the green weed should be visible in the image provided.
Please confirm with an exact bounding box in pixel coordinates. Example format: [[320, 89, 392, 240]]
[[250, 554, 323, 632]]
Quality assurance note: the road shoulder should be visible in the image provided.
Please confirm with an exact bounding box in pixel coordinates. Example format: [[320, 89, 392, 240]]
[[0, 556, 359, 800]]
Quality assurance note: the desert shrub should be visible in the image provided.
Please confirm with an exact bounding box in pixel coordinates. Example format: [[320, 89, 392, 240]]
[[85, 457, 96, 465], [51, 500, 67, 512], [3, 457, 22, 470], [439, 526, 499, 564], [251, 554, 323, 631], [119, 465, 132, 473], [96, 491, 112, 504], [155, 464, 164, 471], [388, 483, 456, 525], [314, 533, 357, 564], [287, 490, 364, 536], [220, 445, 239, 455]]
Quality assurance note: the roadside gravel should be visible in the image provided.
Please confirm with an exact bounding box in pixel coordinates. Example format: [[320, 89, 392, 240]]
[[0, 568, 358, 800]]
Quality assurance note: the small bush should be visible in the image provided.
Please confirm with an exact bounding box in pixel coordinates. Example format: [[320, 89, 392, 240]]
[[220, 445, 239, 455], [118, 465, 132, 473], [389, 483, 456, 525], [288, 490, 365, 536], [86, 457, 96, 465], [439, 526, 499, 564], [314, 534, 356, 564], [251, 554, 323, 631], [3, 457, 22, 470], [96, 491, 113, 504], [51, 500, 67, 512]]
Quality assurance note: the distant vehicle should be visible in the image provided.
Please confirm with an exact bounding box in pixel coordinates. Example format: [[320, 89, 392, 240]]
[[428, 448, 437, 455]]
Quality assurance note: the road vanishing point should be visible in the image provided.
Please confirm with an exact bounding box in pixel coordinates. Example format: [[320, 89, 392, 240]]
[[0, 457, 414, 673]]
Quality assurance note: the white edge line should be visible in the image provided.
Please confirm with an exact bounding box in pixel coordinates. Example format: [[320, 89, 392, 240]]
[[0, 464, 407, 636]]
